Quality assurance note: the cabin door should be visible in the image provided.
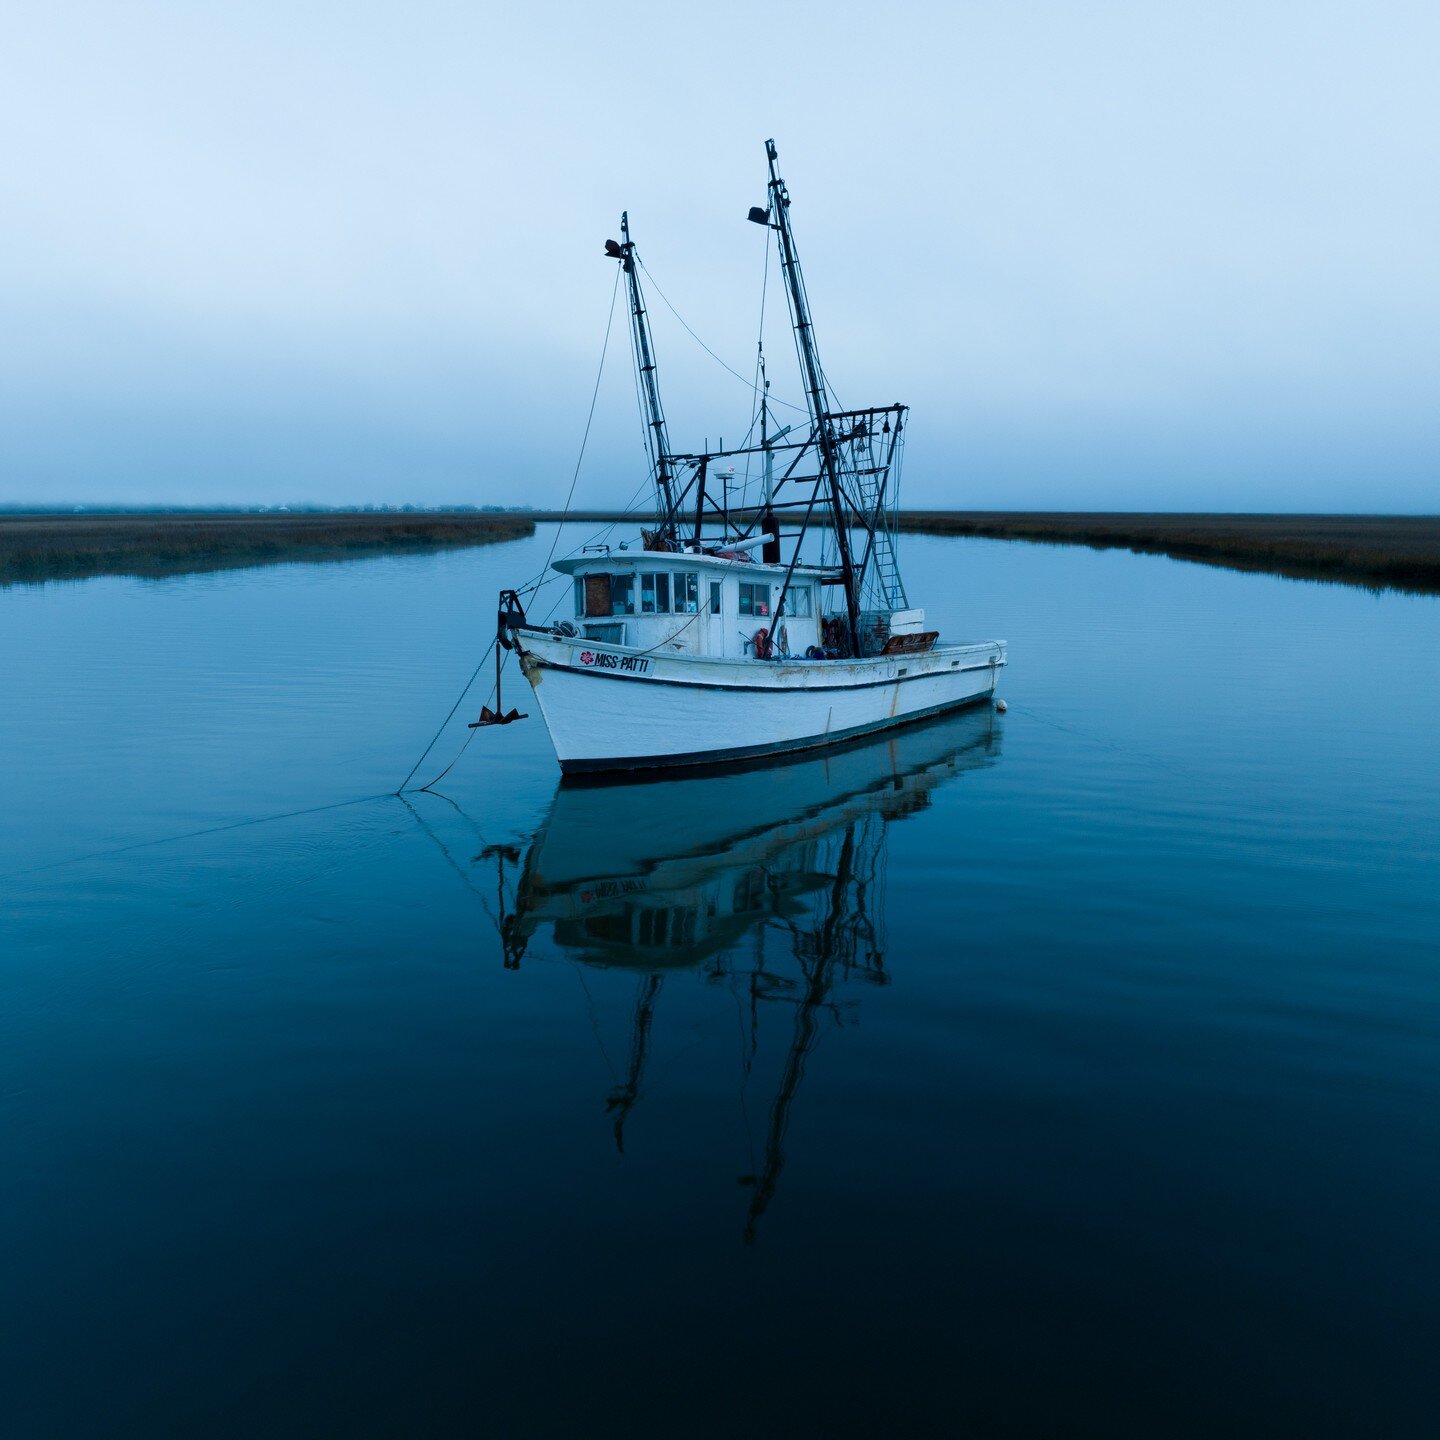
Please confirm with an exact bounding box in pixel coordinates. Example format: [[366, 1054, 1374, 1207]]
[[706, 580, 725, 656]]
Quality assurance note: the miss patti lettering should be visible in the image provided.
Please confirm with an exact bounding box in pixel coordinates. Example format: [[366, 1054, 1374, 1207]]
[[579, 650, 651, 675]]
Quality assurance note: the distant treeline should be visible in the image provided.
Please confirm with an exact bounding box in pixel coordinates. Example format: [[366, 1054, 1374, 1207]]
[[0, 511, 535, 586]]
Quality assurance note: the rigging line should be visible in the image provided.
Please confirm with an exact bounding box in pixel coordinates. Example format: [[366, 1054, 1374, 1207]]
[[739, 239, 772, 509], [394, 639, 496, 794], [730, 973, 760, 1176], [394, 271, 622, 797], [628, 603, 706, 658], [637, 259, 809, 415], [505, 269, 626, 609], [757, 234, 771, 387], [527, 469, 655, 599], [527, 472, 660, 625], [571, 964, 620, 1081], [627, 311, 659, 506], [535, 266, 623, 583]]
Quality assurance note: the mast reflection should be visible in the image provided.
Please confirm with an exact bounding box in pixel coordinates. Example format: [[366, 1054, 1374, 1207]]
[[499, 706, 1001, 1239]]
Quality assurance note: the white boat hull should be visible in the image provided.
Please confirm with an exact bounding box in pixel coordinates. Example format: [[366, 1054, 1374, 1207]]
[[513, 628, 1006, 773]]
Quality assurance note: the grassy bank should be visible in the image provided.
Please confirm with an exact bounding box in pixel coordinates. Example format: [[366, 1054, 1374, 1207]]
[[891, 512, 1440, 595], [8, 509, 1435, 595], [0, 511, 537, 586]]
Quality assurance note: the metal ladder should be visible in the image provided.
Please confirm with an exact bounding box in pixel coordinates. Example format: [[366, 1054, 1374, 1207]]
[[849, 461, 907, 610]]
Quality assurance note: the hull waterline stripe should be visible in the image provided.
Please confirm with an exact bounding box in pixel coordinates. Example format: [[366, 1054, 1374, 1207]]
[[557, 692, 995, 774], [525, 654, 1002, 695]]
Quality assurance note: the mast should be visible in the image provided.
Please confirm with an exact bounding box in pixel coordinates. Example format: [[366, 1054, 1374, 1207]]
[[609, 213, 679, 548], [757, 139, 862, 655]]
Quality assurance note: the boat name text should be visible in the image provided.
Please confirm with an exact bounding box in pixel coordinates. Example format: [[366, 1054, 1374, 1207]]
[[578, 650, 651, 675]]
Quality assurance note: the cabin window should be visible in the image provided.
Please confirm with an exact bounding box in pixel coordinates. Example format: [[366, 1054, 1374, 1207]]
[[637, 906, 695, 948], [640, 572, 670, 613], [582, 913, 634, 945], [672, 572, 700, 613], [578, 573, 636, 618], [738, 582, 771, 617], [583, 622, 626, 645], [785, 585, 813, 617], [709, 582, 721, 615]]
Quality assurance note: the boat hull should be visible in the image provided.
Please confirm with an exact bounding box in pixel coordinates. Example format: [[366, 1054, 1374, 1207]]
[[512, 628, 1006, 773]]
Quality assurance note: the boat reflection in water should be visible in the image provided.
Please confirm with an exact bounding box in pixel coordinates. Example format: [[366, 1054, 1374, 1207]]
[[498, 706, 1002, 1240]]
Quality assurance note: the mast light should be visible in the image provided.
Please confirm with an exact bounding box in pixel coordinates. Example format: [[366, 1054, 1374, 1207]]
[[747, 206, 770, 225]]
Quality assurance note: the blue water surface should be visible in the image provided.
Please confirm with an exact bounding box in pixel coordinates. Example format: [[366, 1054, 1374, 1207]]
[[2, 527, 1438, 1437]]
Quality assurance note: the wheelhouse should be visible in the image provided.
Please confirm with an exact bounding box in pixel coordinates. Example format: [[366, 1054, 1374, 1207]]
[[556, 550, 831, 660]]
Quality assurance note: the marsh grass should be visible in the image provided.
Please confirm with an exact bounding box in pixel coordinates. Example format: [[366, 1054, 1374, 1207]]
[[10, 509, 1436, 595], [892, 512, 1440, 595], [1, 512, 536, 586]]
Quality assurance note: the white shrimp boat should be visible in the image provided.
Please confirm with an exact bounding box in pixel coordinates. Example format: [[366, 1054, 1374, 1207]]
[[491, 140, 1006, 774]]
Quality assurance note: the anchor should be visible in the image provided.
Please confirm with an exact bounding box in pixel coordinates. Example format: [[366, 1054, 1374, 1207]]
[[470, 589, 529, 728], [470, 704, 525, 727]]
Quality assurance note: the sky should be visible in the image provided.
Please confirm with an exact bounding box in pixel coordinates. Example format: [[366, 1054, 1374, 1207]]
[[1, 0, 1436, 512]]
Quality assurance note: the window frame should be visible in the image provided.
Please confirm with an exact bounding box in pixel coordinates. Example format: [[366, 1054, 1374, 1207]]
[[640, 572, 672, 614], [582, 621, 627, 645], [739, 582, 771, 618], [671, 571, 699, 613], [785, 584, 813, 617]]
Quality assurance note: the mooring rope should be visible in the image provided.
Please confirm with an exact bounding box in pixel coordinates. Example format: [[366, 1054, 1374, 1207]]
[[393, 640, 497, 794], [1, 791, 394, 881]]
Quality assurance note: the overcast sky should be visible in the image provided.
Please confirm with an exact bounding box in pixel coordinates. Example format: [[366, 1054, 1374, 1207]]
[[2, 1, 1436, 511]]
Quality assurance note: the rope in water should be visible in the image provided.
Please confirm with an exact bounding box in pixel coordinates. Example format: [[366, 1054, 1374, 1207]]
[[1, 792, 395, 881]]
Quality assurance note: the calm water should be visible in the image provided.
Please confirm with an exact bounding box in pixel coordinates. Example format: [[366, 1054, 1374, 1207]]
[[3, 528, 1439, 1437]]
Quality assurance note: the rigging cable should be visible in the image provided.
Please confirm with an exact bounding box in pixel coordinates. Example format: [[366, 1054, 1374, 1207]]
[[638, 258, 808, 415], [529, 265, 624, 590], [394, 269, 623, 795], [738, 239, 772, 515]]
